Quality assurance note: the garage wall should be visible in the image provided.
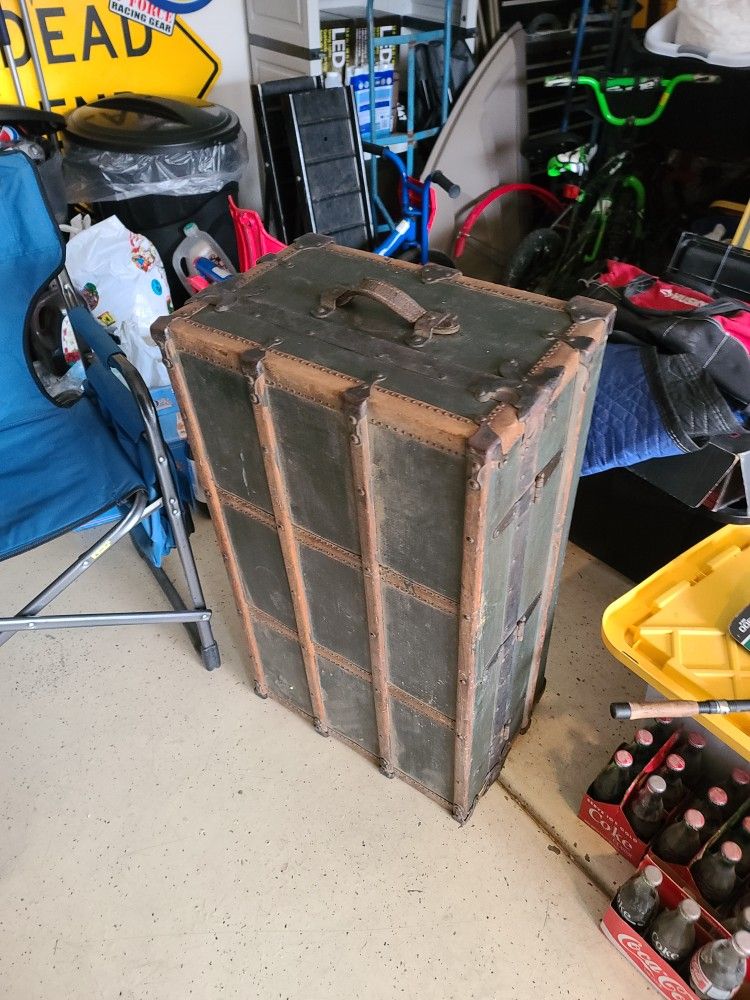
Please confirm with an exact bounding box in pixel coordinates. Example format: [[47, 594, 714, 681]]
[[185, 2, 262, 207]]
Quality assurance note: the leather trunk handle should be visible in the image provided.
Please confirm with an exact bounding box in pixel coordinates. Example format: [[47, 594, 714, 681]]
[[314, 277, 459, 342]]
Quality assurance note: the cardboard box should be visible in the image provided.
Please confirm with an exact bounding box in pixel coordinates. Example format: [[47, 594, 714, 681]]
[[319, 8, 400, 76], [579, 733, 682, 865], [348, 65, 396, 137], [647, 798, 750, 922], [602, 861, 750, 1000]]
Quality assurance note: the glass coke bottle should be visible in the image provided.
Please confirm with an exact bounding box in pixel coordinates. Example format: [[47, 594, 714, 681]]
[[725, 905, 750, 935], [728, 767, 750, 812], [614, 865, 662, 930], [656, 753, 687, 811], [653, 808, 705, 865], [625, 729, 656, 772], [649, 898, 701, 967], [690, 930, 750, 1000], [691, 787, 730, 844], [675, 730, 707, 789], [692, 841, 742, 906], [625, 775, 667, 841], [721, 816, 750, 880], [646, 717, 676, 750], [590, 749, 634, 804]]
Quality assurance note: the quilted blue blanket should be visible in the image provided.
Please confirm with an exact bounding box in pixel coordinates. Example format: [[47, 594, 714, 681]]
[[582, 344, 742, 476]]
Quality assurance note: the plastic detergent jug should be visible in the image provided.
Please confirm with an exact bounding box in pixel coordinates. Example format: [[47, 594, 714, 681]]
[[172, 222, 236, 294]]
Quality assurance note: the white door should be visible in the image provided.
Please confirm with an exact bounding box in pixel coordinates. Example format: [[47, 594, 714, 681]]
[[246, 0, 321, 83], [246, 0, 320, 55]]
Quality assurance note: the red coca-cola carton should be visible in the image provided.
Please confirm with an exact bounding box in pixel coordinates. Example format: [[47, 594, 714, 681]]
[[648, 801, 750, 925], [601, 861, 750, 1000], [579, 732, 681, 865]]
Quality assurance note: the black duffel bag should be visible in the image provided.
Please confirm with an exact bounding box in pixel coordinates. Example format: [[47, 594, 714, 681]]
[[586, 269, 750, 409]]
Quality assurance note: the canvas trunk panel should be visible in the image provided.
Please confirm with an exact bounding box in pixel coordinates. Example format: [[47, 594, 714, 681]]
[[154, 235, 613, 821]]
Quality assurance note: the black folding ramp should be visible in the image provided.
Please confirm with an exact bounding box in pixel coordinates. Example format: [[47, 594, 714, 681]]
[[252, 76, 322, 243], [283, 86, 374, 250]]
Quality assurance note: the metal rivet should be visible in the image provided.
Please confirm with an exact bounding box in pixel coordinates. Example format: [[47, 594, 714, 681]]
[[158, 456, 165, 464]]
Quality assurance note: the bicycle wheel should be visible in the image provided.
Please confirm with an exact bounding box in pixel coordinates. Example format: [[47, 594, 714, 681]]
[[601, 180, 642, 264], [397, 247, 458, 268], [503, 228, 563, 291]]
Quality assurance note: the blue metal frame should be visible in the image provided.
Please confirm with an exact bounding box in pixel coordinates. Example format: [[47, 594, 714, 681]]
[[366, 0, 453, 239], [371, 146, 432, 264]]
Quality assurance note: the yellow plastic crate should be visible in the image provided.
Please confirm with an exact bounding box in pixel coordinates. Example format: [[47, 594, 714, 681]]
[[602, 526, 750, 760]]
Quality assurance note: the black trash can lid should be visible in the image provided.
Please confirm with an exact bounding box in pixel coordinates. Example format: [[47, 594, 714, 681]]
[[0, 104, 65, 135], [64, 93, 240, 153]]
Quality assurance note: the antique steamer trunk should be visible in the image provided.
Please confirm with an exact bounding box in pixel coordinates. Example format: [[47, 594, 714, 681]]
[[155, 235, 613, 821]]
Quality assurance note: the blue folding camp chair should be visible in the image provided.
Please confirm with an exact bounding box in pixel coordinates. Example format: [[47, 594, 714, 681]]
[[0, 151, 219, 669]]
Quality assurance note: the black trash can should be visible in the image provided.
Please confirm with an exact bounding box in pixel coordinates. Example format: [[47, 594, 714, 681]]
[[63, 94, 248, 305]]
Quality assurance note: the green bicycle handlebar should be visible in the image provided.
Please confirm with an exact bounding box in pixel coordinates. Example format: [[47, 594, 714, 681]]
[[545, 73, 720, 127]]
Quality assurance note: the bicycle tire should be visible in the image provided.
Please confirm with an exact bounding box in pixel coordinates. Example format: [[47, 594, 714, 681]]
[[601, 181, 642, 264], [397, 248, 458, 268], [503, 228, 563, 292]]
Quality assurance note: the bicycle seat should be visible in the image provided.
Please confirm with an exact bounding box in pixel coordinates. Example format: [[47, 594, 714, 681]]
[[521, 131, 585, 164]]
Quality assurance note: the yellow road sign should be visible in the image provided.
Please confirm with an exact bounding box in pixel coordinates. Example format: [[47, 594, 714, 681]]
[[0, 1, 220, 112]]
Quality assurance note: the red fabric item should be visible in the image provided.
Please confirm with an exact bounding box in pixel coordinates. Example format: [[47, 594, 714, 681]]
[[598, 261, 750, 355], [228, 196, 287, 272]]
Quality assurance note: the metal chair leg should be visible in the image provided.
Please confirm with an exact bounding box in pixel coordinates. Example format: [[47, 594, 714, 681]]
[[113, 355, 221, 671], [161, 492, 220, 670], [131, 535, 203, 656], [0, 490, 150, 649]]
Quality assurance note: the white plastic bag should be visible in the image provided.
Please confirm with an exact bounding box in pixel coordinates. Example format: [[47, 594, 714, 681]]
[[676, 0, 750, 57], [65, 215, 172, 388]]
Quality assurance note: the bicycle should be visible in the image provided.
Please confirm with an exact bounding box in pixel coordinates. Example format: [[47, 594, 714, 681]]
[[362, 140, 460, 266], [504, 73, 719, 298]]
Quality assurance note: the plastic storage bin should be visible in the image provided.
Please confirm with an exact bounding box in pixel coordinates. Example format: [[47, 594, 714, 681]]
[[602, 526, 750, 759], [668, 232, 750, 302], [645, 9, 750, 68]]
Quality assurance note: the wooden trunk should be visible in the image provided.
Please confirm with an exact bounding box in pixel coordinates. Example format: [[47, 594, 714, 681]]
[[154, 235, 613, 821]]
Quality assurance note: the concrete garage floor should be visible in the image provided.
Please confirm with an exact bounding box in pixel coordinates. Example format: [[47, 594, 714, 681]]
[[0, 522, 656, 1000]]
